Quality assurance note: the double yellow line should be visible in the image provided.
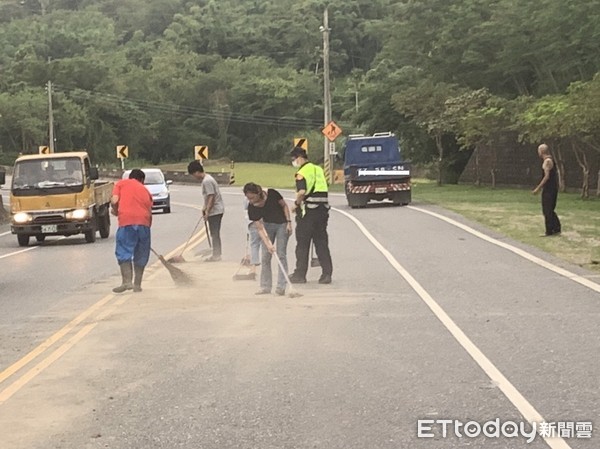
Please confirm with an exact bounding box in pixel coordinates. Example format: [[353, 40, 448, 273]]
[[0, 226, 207, 407]]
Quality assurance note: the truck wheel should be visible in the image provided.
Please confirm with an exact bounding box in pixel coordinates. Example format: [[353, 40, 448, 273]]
[[85, 214, 97, 243], [347, 193, 368, 209], [99, 212, 110, 239], [392, 193, 410, 206], [36, 235, 46, 242], [17, 234, 30, 247]]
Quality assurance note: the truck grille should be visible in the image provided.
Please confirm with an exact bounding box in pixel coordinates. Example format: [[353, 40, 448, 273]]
[[33, 215, 65, 224]]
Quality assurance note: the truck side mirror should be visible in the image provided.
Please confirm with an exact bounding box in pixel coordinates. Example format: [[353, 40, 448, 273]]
[[0, 171, 5, 186], [89, 167, 99, 180]]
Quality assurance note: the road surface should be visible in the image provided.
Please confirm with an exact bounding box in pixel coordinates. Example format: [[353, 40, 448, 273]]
[[0, 182, 598, 449]]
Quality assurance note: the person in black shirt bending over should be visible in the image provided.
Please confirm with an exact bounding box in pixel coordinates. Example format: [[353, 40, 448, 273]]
[[243, 183, 293, 296]]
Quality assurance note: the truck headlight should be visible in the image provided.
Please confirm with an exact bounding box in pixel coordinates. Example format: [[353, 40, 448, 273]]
[[13, 212, 33, 224], [66, 209, 89, 220]]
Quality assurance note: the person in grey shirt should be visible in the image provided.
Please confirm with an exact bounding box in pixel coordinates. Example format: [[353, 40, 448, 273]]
[[187, 160, 225, 261]]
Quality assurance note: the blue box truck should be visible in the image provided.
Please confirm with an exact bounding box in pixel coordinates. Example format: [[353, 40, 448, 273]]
[[343, 132, 411, 208]]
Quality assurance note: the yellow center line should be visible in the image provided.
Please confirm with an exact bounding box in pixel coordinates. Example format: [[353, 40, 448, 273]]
[[0, 213, 207, 404], [0, 323, 99, 406], [2, 288, 147, 405], [0, 293, 116, 385]]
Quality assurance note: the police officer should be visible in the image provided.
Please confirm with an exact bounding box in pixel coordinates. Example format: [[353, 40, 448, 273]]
[[288, 147, 333, 284]]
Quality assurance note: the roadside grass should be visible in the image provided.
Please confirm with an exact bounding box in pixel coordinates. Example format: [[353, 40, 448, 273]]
[[159, 161, 297, 189], [413, 180, 600, 273]]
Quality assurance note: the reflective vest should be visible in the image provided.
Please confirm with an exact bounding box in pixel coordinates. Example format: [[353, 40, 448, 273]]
[[297, 162, 329, 210]]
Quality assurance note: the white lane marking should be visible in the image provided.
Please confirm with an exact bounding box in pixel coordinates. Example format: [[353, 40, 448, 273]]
[[409, 205, 600, 294], [0, 246, 38, 259], [0, 236, 67, 259], [333, 206, 572, 449], [0, 231, 11, 237]]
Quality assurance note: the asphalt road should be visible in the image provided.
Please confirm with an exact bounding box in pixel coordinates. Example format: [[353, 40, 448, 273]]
[[0, 182, 204, 368], [0, 181, 598, 449]]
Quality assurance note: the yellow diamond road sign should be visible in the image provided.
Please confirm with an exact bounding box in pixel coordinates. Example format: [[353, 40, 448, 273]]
[[195, 145, 208, 160], [39, 146, 50, 155], [116, 145, 129, 159], [294, 138, 308, 151]]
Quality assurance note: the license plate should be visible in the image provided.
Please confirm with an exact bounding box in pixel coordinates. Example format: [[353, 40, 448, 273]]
[[41, 225, 57, 233], [375, 187, 387, 194]]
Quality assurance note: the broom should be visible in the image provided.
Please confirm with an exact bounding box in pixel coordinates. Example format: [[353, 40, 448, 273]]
[[151, 248, 194, 285], [233, 234, 256, 281], [256, 224, 302, 298], [169, 215, 204, 263]]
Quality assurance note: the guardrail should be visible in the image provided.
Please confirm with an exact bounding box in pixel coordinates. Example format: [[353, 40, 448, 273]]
[[99, 169, 235, 185]]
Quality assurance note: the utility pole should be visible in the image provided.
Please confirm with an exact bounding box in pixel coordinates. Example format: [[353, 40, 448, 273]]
[[47, 80, 55, 152], [321, 8, 333, 184]]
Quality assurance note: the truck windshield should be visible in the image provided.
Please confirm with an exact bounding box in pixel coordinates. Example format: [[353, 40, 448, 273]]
[[13, 158, 84, 195]]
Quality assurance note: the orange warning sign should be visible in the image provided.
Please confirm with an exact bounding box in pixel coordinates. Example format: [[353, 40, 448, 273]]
[[322, 120, 342, 142]]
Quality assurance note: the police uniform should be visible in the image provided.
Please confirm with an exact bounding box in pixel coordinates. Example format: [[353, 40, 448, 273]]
[[289, 160, 333, 284]]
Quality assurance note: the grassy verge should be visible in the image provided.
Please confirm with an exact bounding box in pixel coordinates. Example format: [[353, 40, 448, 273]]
[[413, 180, 600, 273], [159, 161, 298, 189]]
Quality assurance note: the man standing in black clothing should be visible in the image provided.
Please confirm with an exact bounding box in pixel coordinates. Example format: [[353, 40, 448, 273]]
[[532, 143, 561, 236], [288, 147, 333, 284]]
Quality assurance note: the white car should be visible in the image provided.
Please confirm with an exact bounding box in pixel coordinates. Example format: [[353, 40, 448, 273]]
[[122, 168, 172, 213]]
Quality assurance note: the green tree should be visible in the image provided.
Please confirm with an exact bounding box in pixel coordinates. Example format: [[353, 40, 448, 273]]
[[446, 89, 513, 187], [392, 77, 464, 185], [0, 88, 48, 153]]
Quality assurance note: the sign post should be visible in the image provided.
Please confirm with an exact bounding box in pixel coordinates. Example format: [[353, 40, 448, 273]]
[[329, 141, 336, 156], [321, 120, 342, 184]]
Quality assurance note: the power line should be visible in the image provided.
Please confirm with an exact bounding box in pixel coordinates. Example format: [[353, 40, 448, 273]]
[[53, 85, 324, 129]]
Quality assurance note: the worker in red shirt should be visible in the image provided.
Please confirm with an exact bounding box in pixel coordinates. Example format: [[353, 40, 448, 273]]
[[111, 169, 153, 293]]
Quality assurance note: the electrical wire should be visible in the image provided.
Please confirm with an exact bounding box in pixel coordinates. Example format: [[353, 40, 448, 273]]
[[53, 84, 325, 129]]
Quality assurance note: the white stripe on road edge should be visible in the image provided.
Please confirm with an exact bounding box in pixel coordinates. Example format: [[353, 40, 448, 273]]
[[0, 236, 67, 260], [0, 231, 11, 237], [409, 205, 600, 294], [333, 206, 572, 449], [0, 246, 38, 260]]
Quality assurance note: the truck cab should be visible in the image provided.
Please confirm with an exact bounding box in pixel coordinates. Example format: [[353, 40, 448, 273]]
[[343, 132, 411, 208], [10, 151, 113, 246]]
